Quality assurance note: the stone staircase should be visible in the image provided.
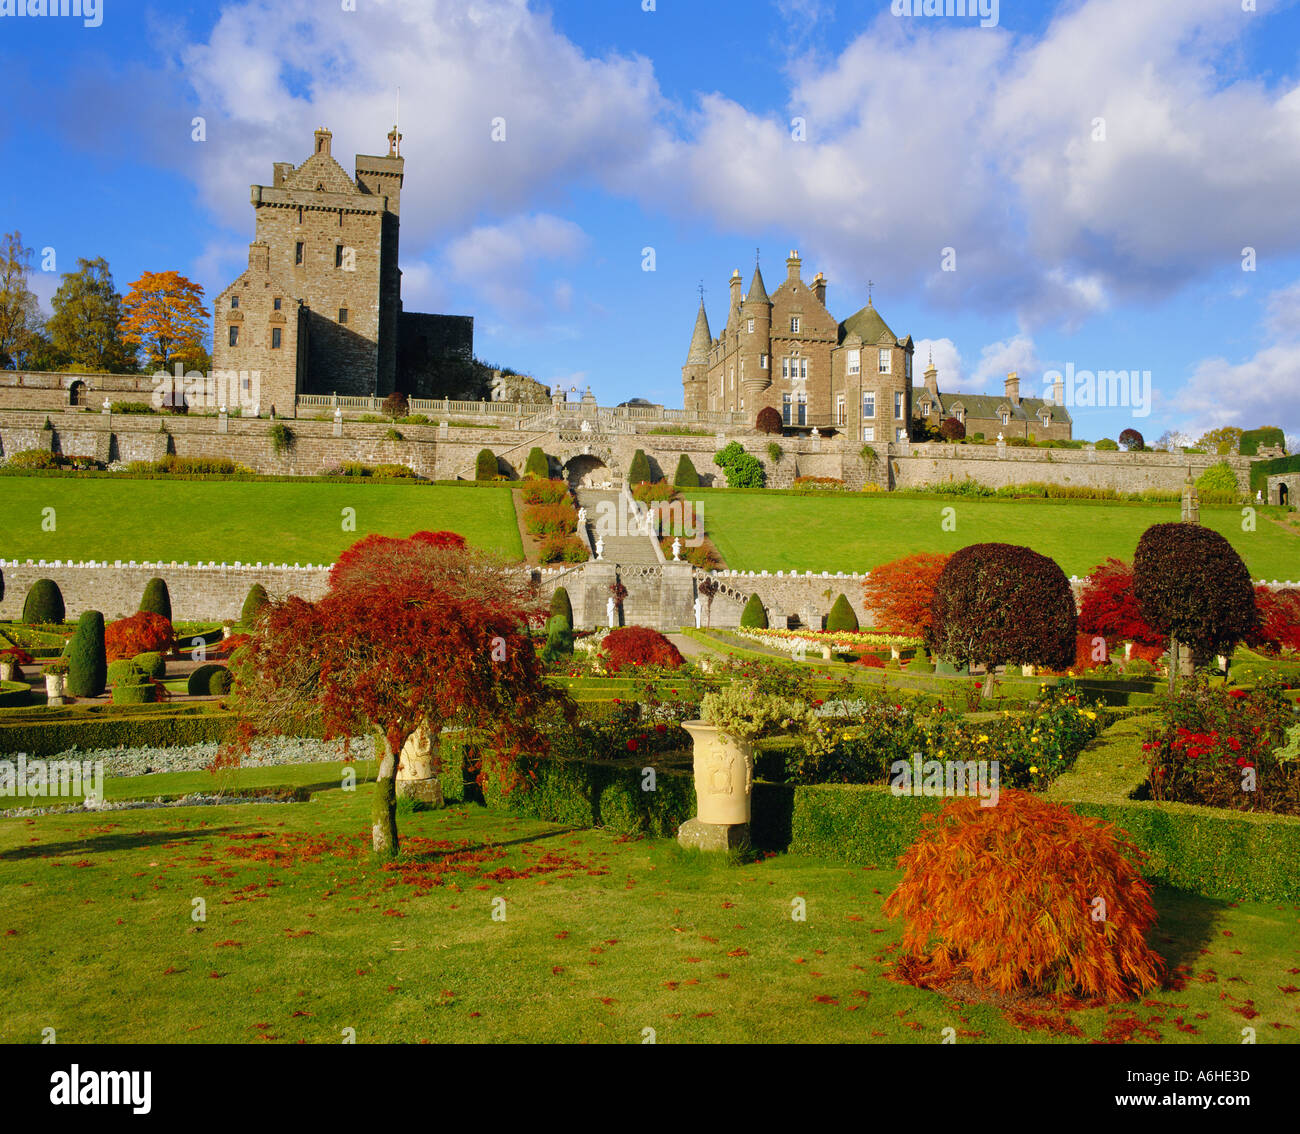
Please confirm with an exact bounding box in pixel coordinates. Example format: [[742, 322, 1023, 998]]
[[573, 488, 661, 566]]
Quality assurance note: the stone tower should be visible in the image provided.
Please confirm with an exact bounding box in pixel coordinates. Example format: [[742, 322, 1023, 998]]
[[739, 262, 772, 416], [682, 299, 711, 414]]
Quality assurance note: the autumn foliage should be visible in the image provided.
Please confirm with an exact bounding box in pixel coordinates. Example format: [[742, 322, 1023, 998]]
[[120, 269, 209, 370], [105, 611, 175, 662], [884, 791, 1164, 1002], [1077, 558, 1163, 647], [600, 626, 685, 672], [1249, 586, 1300, 654], [862, 553, 951, 637]]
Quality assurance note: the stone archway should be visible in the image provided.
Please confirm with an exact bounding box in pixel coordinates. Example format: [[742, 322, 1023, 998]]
[[69, 380, 87, 407], [564, 453, 610, 489]]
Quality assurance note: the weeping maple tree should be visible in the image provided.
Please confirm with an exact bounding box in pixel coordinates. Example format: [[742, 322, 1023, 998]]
[[227, 531, 569, 856]]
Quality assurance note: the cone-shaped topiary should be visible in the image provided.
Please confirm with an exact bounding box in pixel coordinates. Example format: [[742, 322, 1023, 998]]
[[740, 593, 768, 629], [241, 583, 270, 626], [628, 448, 653, 485], [549, 585, 574, 626], [673, 453, 699, 488], [540, 615, 574, 664], [826, 593, 859, 632], [524, 447, 549, 478], [22, 578, 65, 625], [884, 791, 1164, 1002], [139, 577, 172, 621], [65, 610, 106, 697], [475, 448, 497, 481]]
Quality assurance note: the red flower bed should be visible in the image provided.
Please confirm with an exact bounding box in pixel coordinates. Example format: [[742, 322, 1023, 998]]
[[105, 612, 175, 661], [601, 626, 684, 672], [855, 653, 886, 668], [0, 647, 34, 667]]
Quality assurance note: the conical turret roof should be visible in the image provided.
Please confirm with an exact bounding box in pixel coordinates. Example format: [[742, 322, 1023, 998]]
[[744, 264, 770, 306], [686, 300, 712, 365]]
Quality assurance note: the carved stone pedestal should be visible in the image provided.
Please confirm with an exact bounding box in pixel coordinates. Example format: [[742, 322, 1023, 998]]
[[677, 818, 749, 853], [679, 721, 752, 852]]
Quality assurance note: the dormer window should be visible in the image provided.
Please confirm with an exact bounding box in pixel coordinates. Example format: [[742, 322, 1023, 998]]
[[1001, 411, 1010, 425], [921, 402, 930, 417]]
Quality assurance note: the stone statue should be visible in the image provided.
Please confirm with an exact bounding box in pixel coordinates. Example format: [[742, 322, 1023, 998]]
[[606, 596, 617, 627], [1256, 489, 1263, 503], [577, 506, 587, 527], [580, 419, 592, 432], [672, 537, 682, 561], [811, 426, 820, 437], [997, 431, 1004, 442], [694, 595, 702, 628], [595, 535, 604, 560]]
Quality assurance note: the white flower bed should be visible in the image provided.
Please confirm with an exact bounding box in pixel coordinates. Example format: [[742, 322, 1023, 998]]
[[37, 735, 362, 780]]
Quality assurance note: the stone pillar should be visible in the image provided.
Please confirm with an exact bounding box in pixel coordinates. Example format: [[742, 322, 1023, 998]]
[[658, 561, 695, 630], [581, 561, 616, 630]]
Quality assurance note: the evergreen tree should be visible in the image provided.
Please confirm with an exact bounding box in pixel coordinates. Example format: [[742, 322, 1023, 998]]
[[241, 583, 269, 626], [628, 449, 653, 485], [524, 447, 550, 478], [139, 577, 173, 622], [673, 453, 700, 488], [475, 448, 498, 480], [22, 578, 65, 625], [65, 610, 107, 698], [826, 593, 859, 632], [740, 593, 768, 629], [549, 586, 574, 625]]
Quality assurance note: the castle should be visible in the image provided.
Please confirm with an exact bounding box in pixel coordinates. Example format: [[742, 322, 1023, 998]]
[[210, 127, 474, 413], [682, 253, 1071, 443]]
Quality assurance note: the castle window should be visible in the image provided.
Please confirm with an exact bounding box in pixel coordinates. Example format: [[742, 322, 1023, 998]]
[[228, 326, 239, 347], [271, 327, 282, 350], [760, 354, 768, 369], [1000, 411, 1010, 425], [273, 297, 282, 311], [895, 391, 904, 419], [905, 354, 913, 380], [879, 349, 891, 374], [836, 395, 846, 426], [339, 308, 348, 324], [921, 401, 930, 417], [782, 394, 792, 425], [896, 426, 908, 441], [796, 392, 807, 425], [863, 391, 876, 418], [335, 245, 344, 268], [230, 296, 239, 310], [295, 242, 304, 265], [862, 425, 875, 442], [747, 318, 755, 334], [847, 349, 860, 375], [790, 317, 800, 333]]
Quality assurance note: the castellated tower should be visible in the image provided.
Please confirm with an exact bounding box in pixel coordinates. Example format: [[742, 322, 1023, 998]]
[[681, 299, 711, 415], [739, 263, 772, 415]]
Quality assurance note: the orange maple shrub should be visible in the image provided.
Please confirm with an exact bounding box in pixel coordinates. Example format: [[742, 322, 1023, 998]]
[[105, 612, 175, 662], [883, 791, 1163, 1002], [862, 552, 951, 636]]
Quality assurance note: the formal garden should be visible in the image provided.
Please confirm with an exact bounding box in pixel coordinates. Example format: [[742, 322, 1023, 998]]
[[1, 498, 1298, 1044]]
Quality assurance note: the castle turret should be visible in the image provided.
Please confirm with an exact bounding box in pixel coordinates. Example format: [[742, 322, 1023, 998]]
[[739, 263, 772, 414], [682, 299, 712, 414]]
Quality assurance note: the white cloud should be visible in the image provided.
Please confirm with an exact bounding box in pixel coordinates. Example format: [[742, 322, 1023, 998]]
[[911, 337, 963, 385], [971, 335, 1041, 393]]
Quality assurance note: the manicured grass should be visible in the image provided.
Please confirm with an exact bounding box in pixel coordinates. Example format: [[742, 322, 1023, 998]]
[[695, 494, 1300, 578], [0, 481, 522, 563], [1, 779, 1295, 1043]]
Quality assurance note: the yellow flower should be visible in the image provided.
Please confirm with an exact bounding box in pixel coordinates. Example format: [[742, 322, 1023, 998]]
[[977, 734, 988, 743], [1029, 765, 1039, 774], [1085, 710, 1096, 720]]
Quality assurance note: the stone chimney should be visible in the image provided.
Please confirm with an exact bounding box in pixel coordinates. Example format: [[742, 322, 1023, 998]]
[[313, 127, 332, 157], [786, 249, 802, 284], [1053, 373, 1064, 406], [1004, 371, 1020, 406], [248, 242, 270, 273], [925, 357, 939, 398], [812, 271, 827, 306]]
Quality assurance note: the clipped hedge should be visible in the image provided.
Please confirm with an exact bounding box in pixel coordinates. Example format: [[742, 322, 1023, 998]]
[[133, 651, 166, 680], [22, 579, 65, 625], [186, 663, 231, 696], [0, 707, 237, 756], [140, 577, 173, 621], [112, 682, 157, 705], [0, 680, 32, 707]]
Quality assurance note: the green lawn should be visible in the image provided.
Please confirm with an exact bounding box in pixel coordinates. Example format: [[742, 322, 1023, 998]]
[[1, 772, 1296, 1044], [698, 495, 1300, 578], [0, 481, 522, 563]]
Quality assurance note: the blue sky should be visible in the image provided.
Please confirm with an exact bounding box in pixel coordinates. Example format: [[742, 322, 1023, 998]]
[[3, 0, 1299, 446]]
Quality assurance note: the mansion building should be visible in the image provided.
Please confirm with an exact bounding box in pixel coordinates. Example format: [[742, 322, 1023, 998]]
[[211, 127, 473, 413], [681, 251, 1071, 442]]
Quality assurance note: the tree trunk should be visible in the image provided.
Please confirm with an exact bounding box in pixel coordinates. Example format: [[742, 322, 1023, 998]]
[[372, 750, 399, 857], [1168, 634, 1178, 694], [981, 669, 995, 699]]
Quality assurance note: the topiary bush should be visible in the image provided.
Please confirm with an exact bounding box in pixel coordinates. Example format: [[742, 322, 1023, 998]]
[[928, 543, 1076, 683], [524, 447, 549, 478], [241, 583, 270, 626], [475, 448, 498, 481], [1196, 460, 1238, 496], [112, 679, 157, 705], [139, 577, 172, 621], [884, 791, 1164, 1002], [740, 593, 768, 629], [549, 586, 574, 626], [106, 658, 140, 686], [187, 662, 232, 697], [1133, 523, 1258, 687], [22, 578, 65, 625], [64, 610, 107, 698], [601, 626, 684, 673], [1094, 438, 1119, 451], [540, 615, 574, 665], [132, 651, 166, 679], [755, 406, 783, 434], [826, 593, 859, 632], [673, 453, 700, 488], [628, 448, 653, 486]]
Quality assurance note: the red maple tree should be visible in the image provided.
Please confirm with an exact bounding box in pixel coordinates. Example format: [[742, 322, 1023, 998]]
[[1077, 558, 1163, 648], [862, 553, 951, 637], [228, 531, 568, 856], [105, 611, 175, 661]]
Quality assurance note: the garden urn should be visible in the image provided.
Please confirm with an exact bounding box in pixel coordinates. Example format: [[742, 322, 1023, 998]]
[[396, 722, 445, 806], [679, 721, 753, 851], [821, 645, 833, 661], [0, 660, 16, 683], [45, 673, 65, 703]]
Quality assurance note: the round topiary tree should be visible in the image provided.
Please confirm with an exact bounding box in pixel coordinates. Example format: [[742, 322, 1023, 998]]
[[475, 448, 497, 481], [22, 578, 65, 625], [65, 610, 106, 698], [524, 447, 549, 479], [241, 583, 270, 627], [928, 543, 1076, 695], [187, 662, 231, 697], [1118, 428, 1145, 452], [740, 593, 768, 629], [1132, 522, 1258, 691], [1094, 437, 1119, 451], [939, 417, 966, 442], [755, 406, 783, 435], [628, 448, 653, 486], [884, 792, 1163, 1002], [826, 593, 859, 633], [132, 651, 166, 680], [674, 453, 700, 489], [139, 577, 172, 622], [549, 585, 574, 626]]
